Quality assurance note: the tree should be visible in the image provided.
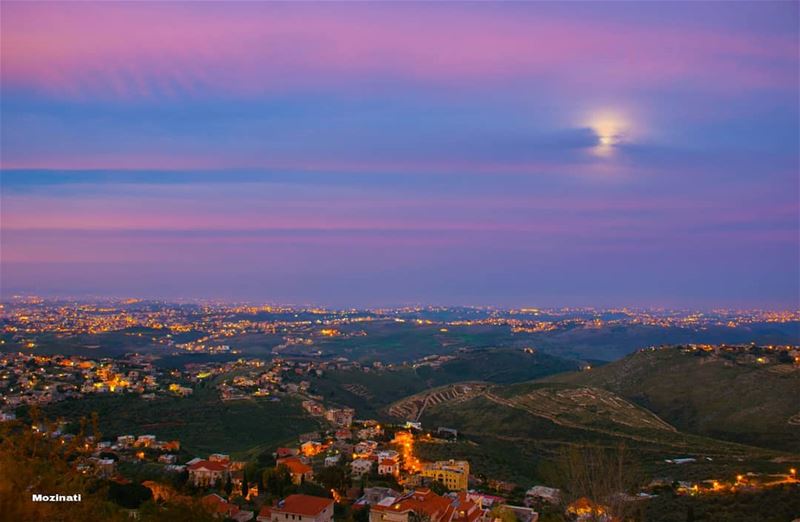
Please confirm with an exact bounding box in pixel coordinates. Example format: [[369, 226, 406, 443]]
[[225, 474, 233, 497], [257, 450, 276, 468], [108, 482, 153, 509], [137, 499, 217, 522], [297, 481, 330, 498], [428, 480, 448, 496], [334, 503, 354, 522], [257, 470, 265, 494], [241, 469, 249, 497], [0, 416, 126, 522], [488, 506, 517, 522], [556, 443, 643, 522], [263, 465, 292, 498], [316, 465, 350, 493], [353, 505, 370, 522], [172, 468, 190, 491]]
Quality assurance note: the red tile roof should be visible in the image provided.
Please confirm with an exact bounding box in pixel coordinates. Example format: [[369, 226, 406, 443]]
[[276, 447, 297, 458], [189, 459, 228, 472], [452, 492, 483, 522], [279, 457, 313, 475], [372, 489, 455, 522], [202, 493, 240, 516], [275, 494, 334, 516]]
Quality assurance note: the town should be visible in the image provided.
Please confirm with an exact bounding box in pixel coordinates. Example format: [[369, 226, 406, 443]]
[[3, 335, 799, 521], [5, 396, 798, 522], [3, 298, 798, 358]]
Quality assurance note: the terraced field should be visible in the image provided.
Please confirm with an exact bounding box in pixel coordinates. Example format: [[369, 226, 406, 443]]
[[387, 382, 489, 420], [546, 348, 800, 452], [341, 383, 374, 400], [485, 385, 676, 433]]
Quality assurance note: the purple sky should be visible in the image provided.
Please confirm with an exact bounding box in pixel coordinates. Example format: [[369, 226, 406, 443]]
[[1, 2, 798, 308]]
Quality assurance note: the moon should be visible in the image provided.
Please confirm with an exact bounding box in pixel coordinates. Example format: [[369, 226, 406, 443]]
[[586, 112, 629, 156]]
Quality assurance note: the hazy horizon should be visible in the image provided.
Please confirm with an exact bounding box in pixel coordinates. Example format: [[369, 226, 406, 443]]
[[2, 292, 797, 313]]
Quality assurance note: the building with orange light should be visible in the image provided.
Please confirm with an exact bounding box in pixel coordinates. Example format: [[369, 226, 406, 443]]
[[369, 488, 492, 522], [378, 458, 400, 477], [421, 460, 470, 491], [188, 460, 229, 487], [278, 457, 314, 485], [258, 494, 334, 522]]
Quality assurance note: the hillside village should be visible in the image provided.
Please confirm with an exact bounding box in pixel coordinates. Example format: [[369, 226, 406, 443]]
[[3, 344, 799, 521]]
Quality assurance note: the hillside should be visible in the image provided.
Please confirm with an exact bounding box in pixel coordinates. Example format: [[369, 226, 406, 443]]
[[543, 347, 800, 452], [415, 379, 785, 487], [525, 322, 800, 361], [41, 384, 322, 457], [310, 348, 578, 419]]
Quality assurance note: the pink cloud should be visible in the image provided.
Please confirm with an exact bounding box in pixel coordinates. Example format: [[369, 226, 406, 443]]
[[2, 3, 796, 101]]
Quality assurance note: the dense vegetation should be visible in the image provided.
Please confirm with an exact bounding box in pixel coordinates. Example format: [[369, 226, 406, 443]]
[[0, 413, 215, 521], [39, 385, 321, 457], [642, 486, 800, 522], [545, 348, 800, 452], [309, 348, 578, 419]]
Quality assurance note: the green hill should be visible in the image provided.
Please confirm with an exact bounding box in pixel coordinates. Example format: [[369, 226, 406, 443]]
[[543, 348, 800, 452], [415, 378, 786, 487], [310, 348, 578, 419]]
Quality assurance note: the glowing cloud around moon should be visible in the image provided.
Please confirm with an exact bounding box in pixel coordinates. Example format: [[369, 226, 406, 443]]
[[586, 112, 630, 156]]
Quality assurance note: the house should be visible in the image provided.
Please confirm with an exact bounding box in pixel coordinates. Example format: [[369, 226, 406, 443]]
[[324, 454, 342, 467], [450, 492, 485, 522], [354, 487, 401, 507], [278, 457, 314, 485], [369, 488, 456, 522], [161, 440, 181, 451], [189, 460, 229, 487], [354, 440, 377, 458], [116, 435, 135, 447], [420, 460, 470, 491], [351, 458, 373, 478], [303, 400, 326, 416], [335, 429, 352, 440], [202, 493, 238, 518], [258, 506, 272, 522], [135, 435, 156, 447], [487, 480, 517, 494], [276, 447, 298, 459], [158, 454, 177, 464], [259, 494, 334, 522], [376, 450, 399, 461], [209, 453, 230, 463], [301, 441, 324, 457], [169, 384, 193, 396], [202, 493, 254, 521], [462, 492, 504, 510], [325, 408, 354, 428], [90, 457, 116, 478], [565, 497, 610, 522], [378, 459, 399, 477], [524, 486, 561, 505]]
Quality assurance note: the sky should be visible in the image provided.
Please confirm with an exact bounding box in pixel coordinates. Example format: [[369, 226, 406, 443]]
[[1, 1, 798, 308]]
